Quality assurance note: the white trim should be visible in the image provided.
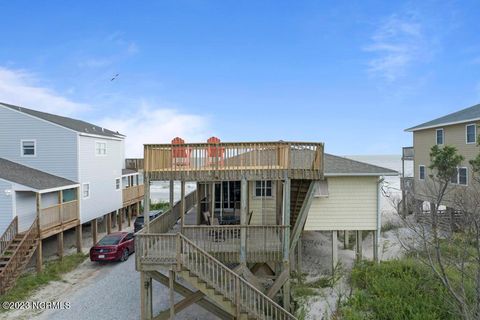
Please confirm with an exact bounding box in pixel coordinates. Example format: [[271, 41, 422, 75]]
[[419, 165, 426, 180], [459, 167, 468, 186], [82, 182, 90, 199], [324, 172, 398, 177], [121, 172, 139, 177], [406, 117, 480, 132], [20, 139, 36, 157], [38, 184, 80, 194], [435, 128, 444, 145], [79, 132, 124, 141], [466, 123, 477, 144]]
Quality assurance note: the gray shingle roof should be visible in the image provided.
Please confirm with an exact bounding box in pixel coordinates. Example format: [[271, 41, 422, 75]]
[[405, 104, 480, 132], [0, 158, 78, 190], [324, 154, 398, 176], [0, 102, 124, 138]]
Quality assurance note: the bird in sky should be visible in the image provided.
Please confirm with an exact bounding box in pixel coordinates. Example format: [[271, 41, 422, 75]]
[[111, 73, 119, 81]]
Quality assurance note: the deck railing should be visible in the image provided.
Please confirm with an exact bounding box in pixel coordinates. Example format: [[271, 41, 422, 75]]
[[402, 146, 414, 160], [125, 158, 144, 171], [182, 225, 286, 262], [136, 233, 296, 319], [39, 200, 79, 231], [122, 184, 145, 205], [144, 141, 323, 181], [142, 190, 197, 234], [0, 216, 18, 256]]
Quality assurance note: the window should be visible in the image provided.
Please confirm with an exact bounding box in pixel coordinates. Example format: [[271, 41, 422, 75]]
[[436, 129, 444, 145], [419, 165, 425, 180], [82, 183, 90, 198], [466, 124, 476, 144], [255, 180, 272, 197], [115, 178, 121, 190], [459, 168, 468, 185], [95, 142, 107, 155], [450, 167, 468, 186], [21, 140, 36, 156]]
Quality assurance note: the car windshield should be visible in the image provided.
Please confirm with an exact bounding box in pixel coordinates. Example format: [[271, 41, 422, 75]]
[[98, 235, 122, 246]]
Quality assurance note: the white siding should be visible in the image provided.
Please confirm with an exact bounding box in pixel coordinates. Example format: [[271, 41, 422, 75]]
[[249, 181, 277, 225], [78, 135, 123, 222], [0, 106, 78, 181], [15, 191, 36, 232], [0, 179, 14, 234], [305, 176, 378, 231]]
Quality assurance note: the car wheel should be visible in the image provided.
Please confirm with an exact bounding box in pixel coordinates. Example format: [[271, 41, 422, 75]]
[[120, 249, 129, 262]]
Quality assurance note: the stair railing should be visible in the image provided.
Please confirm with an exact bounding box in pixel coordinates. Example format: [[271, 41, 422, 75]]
[[177, 233, 296, 320], [0, 217, 38, 295], [0, 216, 18, 256]]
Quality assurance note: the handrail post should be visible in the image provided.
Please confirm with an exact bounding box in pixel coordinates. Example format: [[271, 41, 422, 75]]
[[235, 276, 241, 319], [176, 233, 181, 271]]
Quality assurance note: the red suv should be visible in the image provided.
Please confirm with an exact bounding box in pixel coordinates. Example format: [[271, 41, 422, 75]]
[[90, 232, 134, 262]]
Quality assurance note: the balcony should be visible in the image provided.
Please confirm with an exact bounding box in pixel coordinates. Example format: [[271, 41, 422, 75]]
[[123, 184, 145, 206], [125, 158, 144, 171], [144, 141, 324, 181], [402, 146, 414, 161], [39, 200, 79, 239]]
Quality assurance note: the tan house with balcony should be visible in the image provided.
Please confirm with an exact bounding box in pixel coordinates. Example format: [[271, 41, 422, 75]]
[[403, 103, 480, 211], [134, 138, 396, 320]]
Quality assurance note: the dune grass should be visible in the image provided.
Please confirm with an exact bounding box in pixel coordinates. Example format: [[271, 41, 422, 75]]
[[0, 253, 87, 311]]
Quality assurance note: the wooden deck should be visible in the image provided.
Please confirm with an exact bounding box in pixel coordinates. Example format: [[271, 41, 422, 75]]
[[122, 184, 144, 206], [144, 141, 324, 181], [39, 200, 80, 239]]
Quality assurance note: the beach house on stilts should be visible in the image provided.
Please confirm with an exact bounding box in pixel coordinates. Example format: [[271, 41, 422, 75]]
[[135, 137, 397, 319]]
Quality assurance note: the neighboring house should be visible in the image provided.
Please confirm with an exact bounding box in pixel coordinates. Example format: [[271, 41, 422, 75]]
[[0, 102, 144, 293], [134, 138, 397, 320], [404, 104, 480, 209]]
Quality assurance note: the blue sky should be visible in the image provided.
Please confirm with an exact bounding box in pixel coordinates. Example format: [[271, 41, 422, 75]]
[[0, 1, 479, 156]]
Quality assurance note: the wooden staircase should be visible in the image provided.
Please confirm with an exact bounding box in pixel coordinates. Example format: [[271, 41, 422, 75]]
[[290, 180, 311, 229], [142, 233, 297, 320], [0, 217, 39, 295]]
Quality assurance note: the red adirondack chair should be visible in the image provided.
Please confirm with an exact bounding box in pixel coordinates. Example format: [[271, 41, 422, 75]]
[[207, 136, 225, 166], [171, 137, 190, 167]]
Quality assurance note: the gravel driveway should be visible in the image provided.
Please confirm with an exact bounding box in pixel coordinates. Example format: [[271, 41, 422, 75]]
[[34, 253, 219, 320]]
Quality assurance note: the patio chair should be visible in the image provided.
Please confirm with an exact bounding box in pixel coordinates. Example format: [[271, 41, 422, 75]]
[[207, 136, 225, 167], [171, 137, 190, 167]]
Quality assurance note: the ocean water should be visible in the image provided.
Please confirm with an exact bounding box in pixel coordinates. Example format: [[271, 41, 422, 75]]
[[150, 154, 410, 213]]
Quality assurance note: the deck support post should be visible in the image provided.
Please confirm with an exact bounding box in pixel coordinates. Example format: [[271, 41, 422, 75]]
[[373, 230, 378, 262], [36, 192, 43, 273], [297, 235, 302, 273], [57, 231, 64, 259], [136, 201, 141, 217], [92, 218, 98, 246], [76, 224, 82, 253], [127, 205, 132, 227], [332, 230, 338, 275], [181, 180, 185, 230], [240, 176, 247, 265], [344, 230, 349, 249], [283, 176, 291, 311], [36, 239, 43, 274], [169, 180, 174, 226], [106, 212, 112, 234], [356, 230, 363, 261], [196, 183, 201, 225], [169, 268, 175, 319], [210, 182, 215, 222], [144, 175, 151, 233], [140, 271, 153, 320], [117, 209, 122, 231]]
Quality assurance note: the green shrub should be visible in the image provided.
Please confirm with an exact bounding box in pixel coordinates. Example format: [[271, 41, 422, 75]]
[[150, 201, 169, 211], [339, 259, 454, 320]]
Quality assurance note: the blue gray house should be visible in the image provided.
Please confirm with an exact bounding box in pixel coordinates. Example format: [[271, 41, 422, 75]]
[[0, 102, 144, 293]]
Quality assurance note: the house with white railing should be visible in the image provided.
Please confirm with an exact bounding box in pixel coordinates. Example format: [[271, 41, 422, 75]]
[[133, 137, 397, 319], [0, 102, 144, 294]]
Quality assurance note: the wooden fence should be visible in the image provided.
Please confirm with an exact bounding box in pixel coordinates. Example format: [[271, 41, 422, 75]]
[[0, 216, 18, 256]]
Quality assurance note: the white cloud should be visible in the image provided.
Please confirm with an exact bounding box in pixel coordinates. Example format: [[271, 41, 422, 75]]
[[0, 67, 88, 115], [98, 101, 211, 157], [364, 14, 426, 82]]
